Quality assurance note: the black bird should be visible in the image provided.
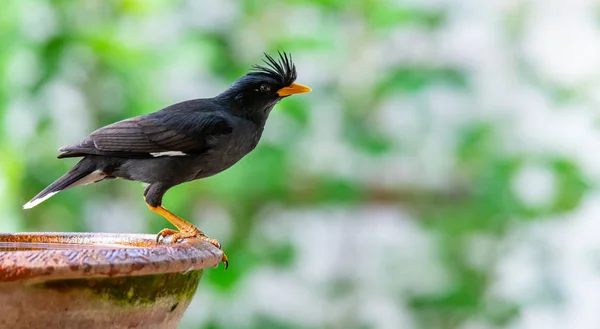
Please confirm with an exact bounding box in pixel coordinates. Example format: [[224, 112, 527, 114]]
[[23, 52, 311, 268]]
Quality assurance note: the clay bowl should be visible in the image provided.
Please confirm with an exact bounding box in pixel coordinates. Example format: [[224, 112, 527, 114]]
[[0, 232, 223, 329]]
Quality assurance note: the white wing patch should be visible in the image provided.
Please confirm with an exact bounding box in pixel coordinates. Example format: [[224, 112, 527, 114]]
[[150, 151, 188, 157]]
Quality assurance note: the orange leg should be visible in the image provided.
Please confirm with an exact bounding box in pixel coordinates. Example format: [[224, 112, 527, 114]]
[[146, 202, 228, 269]]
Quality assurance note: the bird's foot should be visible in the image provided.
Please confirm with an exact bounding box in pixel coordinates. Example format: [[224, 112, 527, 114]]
[[156, 228, 229, 269]]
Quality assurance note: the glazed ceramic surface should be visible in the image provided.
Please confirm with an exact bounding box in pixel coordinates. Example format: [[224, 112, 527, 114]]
[[0, 232, 223, 329]]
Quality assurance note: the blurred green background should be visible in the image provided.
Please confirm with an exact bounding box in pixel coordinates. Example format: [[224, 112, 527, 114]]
[[3, 0, 600, 328]]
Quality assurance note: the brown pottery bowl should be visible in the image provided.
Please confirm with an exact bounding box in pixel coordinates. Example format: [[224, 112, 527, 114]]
[[0, 232, 223, 329]]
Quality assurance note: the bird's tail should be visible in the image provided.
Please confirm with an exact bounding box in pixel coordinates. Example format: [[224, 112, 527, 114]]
[[23, 158, 106, 209]]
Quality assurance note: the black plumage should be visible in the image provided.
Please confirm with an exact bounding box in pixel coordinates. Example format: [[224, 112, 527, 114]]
[[23, 52, 311, 268]]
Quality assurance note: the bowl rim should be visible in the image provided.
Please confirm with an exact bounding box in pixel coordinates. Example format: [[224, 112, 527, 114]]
[[0, 232, 223, 282]]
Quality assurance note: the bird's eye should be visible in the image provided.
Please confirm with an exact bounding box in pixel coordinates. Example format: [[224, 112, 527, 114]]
[[259, 84, 271, 93]]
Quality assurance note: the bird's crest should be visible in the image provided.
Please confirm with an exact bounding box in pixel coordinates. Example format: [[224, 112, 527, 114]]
[[251, 51, 297, 86]]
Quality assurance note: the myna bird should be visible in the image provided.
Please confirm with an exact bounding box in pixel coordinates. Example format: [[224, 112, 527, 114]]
[[23, 52, 311, 268]]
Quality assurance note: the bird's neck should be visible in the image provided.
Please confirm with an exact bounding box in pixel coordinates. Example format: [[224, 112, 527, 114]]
[[235, 105, 272, 127], [217, 97, 272, 126]]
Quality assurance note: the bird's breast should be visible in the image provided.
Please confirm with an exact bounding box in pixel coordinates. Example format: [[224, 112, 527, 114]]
[[192, 126, 263, 179]]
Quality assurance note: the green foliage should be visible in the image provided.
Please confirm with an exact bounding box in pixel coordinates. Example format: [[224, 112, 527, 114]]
[[0, 1, 589, 329]]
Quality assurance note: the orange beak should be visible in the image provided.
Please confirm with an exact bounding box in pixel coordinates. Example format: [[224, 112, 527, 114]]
[[276, 83, 312, 97]]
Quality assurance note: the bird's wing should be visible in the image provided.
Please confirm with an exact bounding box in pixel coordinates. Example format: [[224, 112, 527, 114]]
[[57, 113, 232, 158]]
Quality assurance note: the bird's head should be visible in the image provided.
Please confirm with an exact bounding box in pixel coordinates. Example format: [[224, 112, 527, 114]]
[[216, 52, 311, 115]]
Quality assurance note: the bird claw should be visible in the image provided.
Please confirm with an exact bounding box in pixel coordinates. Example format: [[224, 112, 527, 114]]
[[220, 253, 229, 270], [156, 228, 179, 244], [195, 234, 228, 270], [155, 229, 229, 269]]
